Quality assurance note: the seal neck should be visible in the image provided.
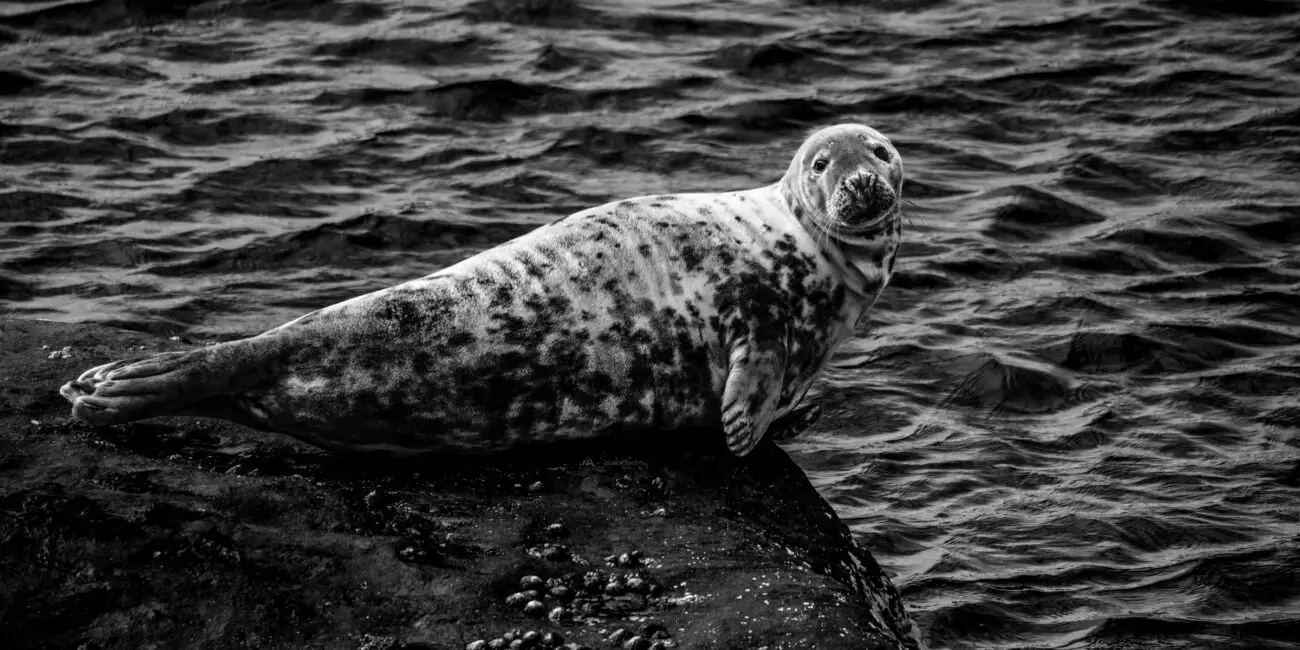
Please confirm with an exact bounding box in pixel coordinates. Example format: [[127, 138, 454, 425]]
[[773, 181, 886, 305], [822, 239, 887, 306]]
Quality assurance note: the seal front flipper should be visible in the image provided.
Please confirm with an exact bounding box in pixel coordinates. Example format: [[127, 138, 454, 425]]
[[721, 341, 787, 457], [60, 338, 279, 427]]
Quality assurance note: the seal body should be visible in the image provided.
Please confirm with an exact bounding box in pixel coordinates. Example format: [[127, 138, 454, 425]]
[[61, 124, 905, 457]]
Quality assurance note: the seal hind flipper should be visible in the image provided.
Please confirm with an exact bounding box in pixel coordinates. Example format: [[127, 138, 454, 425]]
[[721, 342, 787, 457], [60, 340, 278, 427]]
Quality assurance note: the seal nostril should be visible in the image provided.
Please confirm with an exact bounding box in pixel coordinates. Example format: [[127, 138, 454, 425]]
[[872, 145, 891, 162]]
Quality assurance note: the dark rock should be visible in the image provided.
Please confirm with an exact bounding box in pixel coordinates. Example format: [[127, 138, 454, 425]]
[[505, 591, 536, 608], [538, 544, 569, 561], [641, 622, 667, 639], [359, 634, 397, 650], [0, 319, 921, 649], [581, 571, 605, 594]]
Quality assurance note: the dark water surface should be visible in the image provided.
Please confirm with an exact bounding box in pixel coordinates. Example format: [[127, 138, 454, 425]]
[[3, 0, 1299, 647]]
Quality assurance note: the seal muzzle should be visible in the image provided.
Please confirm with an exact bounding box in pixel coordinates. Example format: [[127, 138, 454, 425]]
[[836, 172, 898, 230]]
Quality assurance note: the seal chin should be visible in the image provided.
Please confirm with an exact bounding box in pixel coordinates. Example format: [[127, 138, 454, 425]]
[[827, 173, 899, 236]]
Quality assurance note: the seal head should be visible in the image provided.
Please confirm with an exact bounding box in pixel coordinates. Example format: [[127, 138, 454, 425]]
[[783, 123, 903, 240], [780, 123, 905, 296]]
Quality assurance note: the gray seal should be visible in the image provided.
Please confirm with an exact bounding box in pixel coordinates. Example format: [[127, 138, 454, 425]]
[[60, 123, 905, 458]]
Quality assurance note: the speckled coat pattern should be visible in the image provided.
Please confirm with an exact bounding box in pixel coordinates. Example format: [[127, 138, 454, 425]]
[[62, 124, 904, 457], [233, 186, 889, 455]]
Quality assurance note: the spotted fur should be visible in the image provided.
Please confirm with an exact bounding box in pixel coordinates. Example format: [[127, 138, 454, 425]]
[[60, 124, 905, 457]]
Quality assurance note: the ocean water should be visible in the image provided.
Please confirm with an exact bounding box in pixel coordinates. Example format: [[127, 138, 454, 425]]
[[2, 0, 1299, 647]]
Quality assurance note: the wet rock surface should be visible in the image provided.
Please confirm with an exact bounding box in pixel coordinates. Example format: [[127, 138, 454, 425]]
[[0, 319, 920, 649]]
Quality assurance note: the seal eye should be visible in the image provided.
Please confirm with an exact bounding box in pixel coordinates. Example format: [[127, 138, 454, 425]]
[[812, 159, 829, 174], [872, 145, 891, 162]]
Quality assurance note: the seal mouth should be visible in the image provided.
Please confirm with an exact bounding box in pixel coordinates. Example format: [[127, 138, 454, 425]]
[[830, 173, 899, 234]]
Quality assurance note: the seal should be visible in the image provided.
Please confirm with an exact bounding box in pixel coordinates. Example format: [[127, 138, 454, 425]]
[[59, 123, 905, 458]]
